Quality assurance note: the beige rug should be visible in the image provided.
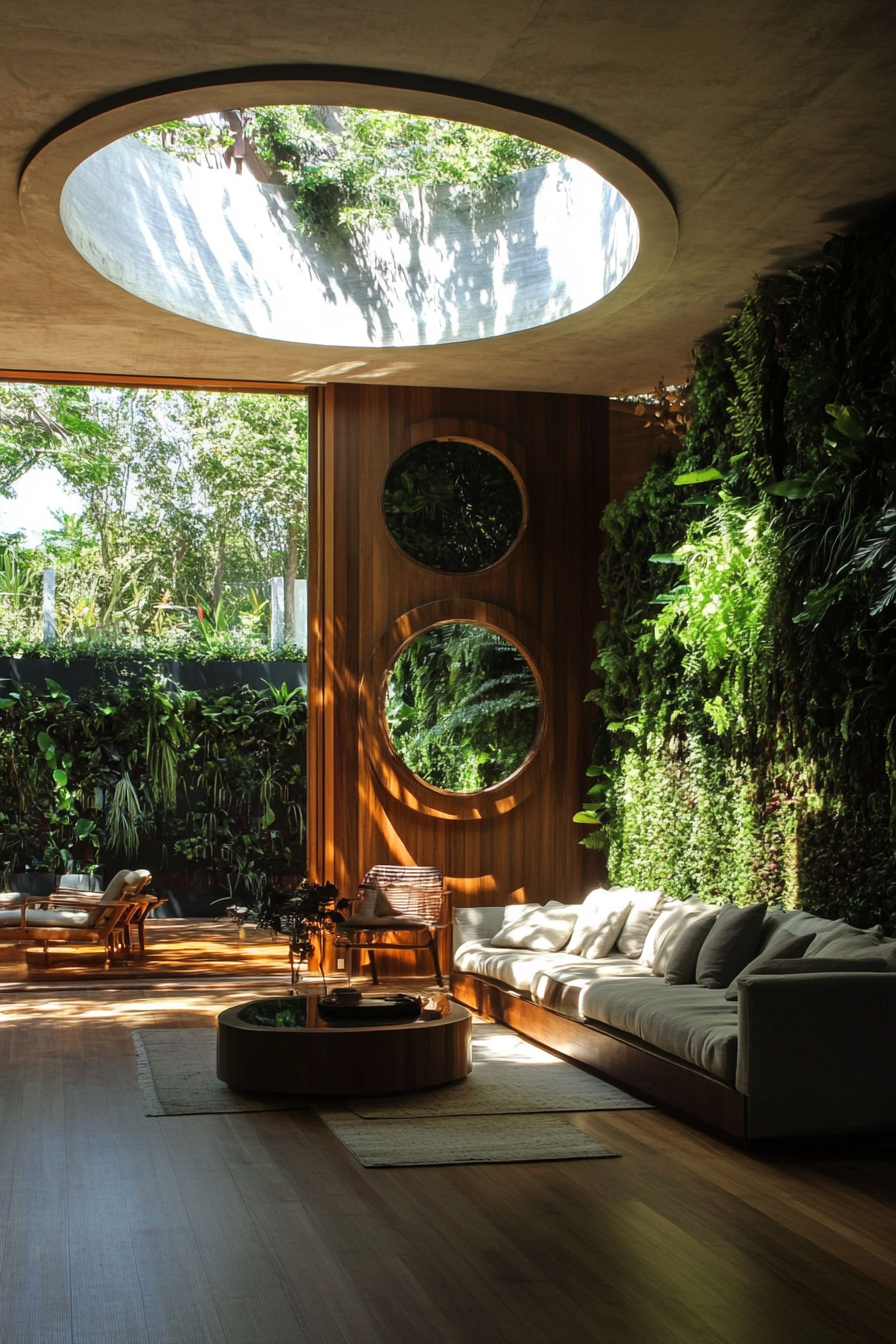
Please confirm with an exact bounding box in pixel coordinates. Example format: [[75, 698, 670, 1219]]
[[132, 1022, 646, 1160], [317, 1109, 619, 1167], [132, 1029, 306, 1116], [347, 1022, 651, 1118]]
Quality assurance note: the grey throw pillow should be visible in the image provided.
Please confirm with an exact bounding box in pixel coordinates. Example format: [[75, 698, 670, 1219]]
[[663, 912, 718, 985], [746, 957, 888, 976], [723, 932, 816, 1000], [805, 924, 885, 960], [695, 902, 768, 989]]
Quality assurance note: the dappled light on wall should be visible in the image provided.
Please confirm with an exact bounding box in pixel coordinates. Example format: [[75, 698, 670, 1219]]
[[58, 106, 640, 349]]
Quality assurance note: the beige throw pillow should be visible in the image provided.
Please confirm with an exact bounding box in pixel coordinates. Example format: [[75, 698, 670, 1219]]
[[639, 896, 714, 972], [615, 888, 666, 958], [374, 883, 430, 920], [491, 901, 580, 952], [566, 888, 633, 959]]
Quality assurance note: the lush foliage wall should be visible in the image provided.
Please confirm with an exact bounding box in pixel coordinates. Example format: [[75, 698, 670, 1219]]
[[580, 225, 896, 931], [0, 668, 306, 902]]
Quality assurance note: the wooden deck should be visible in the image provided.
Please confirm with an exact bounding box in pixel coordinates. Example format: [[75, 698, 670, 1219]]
[[0, 918, 308, 986]]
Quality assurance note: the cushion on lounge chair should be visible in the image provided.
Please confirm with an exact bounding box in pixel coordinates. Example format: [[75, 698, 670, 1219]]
[[102, 870, 136, 902]]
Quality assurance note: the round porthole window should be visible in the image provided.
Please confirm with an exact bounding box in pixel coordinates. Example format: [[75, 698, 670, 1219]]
[[384, 621, 541, 792], [383, 440, 524, 573]]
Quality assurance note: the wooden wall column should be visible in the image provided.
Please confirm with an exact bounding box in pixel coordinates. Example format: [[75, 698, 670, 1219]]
[[308, 384, 608, 973]]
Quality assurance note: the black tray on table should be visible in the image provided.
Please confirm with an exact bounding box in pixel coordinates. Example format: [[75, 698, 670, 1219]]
[[316, 993, 423, 1025]]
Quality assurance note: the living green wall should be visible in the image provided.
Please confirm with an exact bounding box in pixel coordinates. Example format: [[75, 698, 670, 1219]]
[[581, 224, 896, 931]]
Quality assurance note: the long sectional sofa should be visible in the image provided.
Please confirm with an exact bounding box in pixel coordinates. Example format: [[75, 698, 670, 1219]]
[[449, 891, 896, 1139]]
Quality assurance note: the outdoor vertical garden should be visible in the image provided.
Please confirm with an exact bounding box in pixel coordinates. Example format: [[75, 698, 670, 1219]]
[[0, 385, 309, 907], [581, 223, 896, 931]]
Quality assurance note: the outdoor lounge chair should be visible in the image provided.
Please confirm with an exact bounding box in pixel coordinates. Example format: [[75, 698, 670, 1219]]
[[334, 865, 451, 986], [0, 868, 153, 963]]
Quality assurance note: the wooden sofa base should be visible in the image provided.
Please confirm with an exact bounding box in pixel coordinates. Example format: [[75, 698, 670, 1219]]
[[451, 972, 749, 1140]]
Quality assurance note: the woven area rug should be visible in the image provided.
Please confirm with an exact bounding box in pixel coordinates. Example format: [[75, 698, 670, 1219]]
[[317, 1109, 619, 1167], [132, 1029, 306, 1116], [347, 1022, 651, 1118], [131, 1022, 648, 1139]]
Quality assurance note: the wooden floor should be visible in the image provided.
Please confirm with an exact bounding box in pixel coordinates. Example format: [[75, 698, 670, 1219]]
[[0, 963, 895, 1342]]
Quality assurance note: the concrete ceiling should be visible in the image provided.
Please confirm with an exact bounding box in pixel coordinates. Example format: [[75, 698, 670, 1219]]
[[2, 1, 895, 396]]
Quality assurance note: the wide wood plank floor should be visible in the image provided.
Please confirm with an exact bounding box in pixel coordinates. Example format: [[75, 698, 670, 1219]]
[[0, 973, 894, 1343]]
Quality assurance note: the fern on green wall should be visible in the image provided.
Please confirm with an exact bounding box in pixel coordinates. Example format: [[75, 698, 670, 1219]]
[[581, 224, 896, 930]]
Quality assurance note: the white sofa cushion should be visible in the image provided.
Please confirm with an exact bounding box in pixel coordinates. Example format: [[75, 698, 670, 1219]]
[[491, 901, 580, 951], [566, 888, 632, 958], [454, 939, 588, 993], [615, 888, 666, 957], [530, 955, 654, 1017], [452, 904, 513, 952], [580, 977, 739, 1081]]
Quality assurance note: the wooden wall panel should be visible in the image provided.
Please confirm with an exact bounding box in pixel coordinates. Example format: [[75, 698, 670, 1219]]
[[308, 384, 608, 971]]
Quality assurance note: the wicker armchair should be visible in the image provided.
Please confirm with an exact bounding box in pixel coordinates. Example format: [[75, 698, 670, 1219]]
[[334, 865, 451, 986]]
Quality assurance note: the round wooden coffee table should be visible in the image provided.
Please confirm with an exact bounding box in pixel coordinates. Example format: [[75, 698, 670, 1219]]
[[217, 994, 472, 1095]]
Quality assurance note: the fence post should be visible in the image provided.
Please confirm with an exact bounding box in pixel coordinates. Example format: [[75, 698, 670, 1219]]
[[270, 577, 284, 651], [294, 578, 308, 652], [42, 568, 57, 644]]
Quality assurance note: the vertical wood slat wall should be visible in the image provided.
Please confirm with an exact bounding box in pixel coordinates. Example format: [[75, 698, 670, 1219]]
[[308, 384, 608, 973]]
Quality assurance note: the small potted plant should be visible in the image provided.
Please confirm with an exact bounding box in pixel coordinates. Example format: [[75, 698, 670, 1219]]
[[230, 878, 350, 992]]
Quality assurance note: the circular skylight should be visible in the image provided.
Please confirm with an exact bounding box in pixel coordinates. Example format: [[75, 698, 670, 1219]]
[[58, 105, 640, 349]]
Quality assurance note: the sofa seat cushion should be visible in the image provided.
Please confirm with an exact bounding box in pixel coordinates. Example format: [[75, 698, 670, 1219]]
[[530, 956, 654, 1017], [453, 940, 591, 994], [580, 978, 739, 1081]]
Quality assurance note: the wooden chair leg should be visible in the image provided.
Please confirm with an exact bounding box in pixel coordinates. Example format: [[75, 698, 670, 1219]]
[[428, 935, 444, 987], [368, 949, 379, 984]]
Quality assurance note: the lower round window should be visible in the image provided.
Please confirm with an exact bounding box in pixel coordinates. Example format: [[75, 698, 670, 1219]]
[[384, 621, 541, 793]]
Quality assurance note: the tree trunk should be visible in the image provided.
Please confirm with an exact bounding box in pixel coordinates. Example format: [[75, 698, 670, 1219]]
[[284, 518, 298, 645], [212, 531, 226, 611]]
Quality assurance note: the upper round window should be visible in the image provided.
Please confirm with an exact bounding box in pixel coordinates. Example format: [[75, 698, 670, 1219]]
[[383, 440, 524, 573], [384, 622, 541, 793]]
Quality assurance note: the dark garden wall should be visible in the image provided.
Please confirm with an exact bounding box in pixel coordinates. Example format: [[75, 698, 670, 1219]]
[[582, 224, 896, 932], [0, 661, 307, 913]]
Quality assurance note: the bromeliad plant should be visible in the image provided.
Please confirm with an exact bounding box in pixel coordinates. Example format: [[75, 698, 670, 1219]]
[[235, 879, 349, 990]]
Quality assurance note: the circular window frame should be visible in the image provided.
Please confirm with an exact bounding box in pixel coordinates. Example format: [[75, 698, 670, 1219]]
[[360, 599, 552, 820], [380, 433, 528, 577]]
